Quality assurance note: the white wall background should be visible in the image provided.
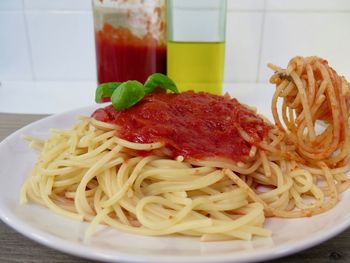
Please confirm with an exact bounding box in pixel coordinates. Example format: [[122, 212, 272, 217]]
[[1, 0, 350, 84]]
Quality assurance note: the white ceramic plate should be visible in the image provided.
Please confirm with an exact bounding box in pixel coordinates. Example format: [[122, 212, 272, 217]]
[[1, 89, 350, 263]]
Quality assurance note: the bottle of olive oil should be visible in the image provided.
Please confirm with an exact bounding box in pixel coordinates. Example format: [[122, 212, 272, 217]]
[[167, 0, 227, 95], [167, 41, 225, 95]]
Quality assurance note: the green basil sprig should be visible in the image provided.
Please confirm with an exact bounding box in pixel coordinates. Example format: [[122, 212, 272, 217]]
[[95, 82, 121, 103], [144, 73, 178, 94], [95, 73, 179, 111], [111, 81, 145, 111]]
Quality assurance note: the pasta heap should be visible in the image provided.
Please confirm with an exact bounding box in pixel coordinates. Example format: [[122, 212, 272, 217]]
[[21, 56, 350, 241]]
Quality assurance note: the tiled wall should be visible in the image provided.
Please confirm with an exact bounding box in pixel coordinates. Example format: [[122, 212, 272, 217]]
[[1, 0, 350, 84]]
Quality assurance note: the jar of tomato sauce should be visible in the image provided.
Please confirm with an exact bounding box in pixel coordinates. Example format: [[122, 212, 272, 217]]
[[92, 0, 166, 84]]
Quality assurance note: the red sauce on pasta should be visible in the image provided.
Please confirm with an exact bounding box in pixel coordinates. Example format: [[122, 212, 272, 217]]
[[92, 91, 270, 161]]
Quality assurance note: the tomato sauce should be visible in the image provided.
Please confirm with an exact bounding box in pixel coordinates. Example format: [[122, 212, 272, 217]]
[[92, 91, 270, 162], [95, 23, 166, 84]]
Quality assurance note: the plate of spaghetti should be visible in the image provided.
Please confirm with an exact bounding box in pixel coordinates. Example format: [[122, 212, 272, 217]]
[[0, 56, 350, 262]]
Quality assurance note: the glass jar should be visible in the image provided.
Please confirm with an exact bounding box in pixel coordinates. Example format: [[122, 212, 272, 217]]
[[92, 0, 166, 84]]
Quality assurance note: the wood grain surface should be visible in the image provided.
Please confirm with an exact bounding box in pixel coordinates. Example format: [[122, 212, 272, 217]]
[[0, 113, 349, 263]]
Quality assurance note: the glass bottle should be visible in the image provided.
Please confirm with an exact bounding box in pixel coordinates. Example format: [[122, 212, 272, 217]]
[[167, 0, 227, 95]]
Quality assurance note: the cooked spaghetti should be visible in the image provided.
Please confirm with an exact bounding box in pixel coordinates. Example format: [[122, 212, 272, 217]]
[[20, 56, 350, 241]]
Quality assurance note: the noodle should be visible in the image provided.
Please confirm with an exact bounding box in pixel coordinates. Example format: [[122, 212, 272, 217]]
[[21, 56, 350, 241]]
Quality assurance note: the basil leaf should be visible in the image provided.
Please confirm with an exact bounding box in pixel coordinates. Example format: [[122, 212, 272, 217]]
[[144, 73, 179, 94], [95, 82, 122, 103], [111, 80, 146, 111]]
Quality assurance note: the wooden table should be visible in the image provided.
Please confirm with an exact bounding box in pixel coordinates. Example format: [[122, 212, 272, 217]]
[[0, 113, 349, 263]]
